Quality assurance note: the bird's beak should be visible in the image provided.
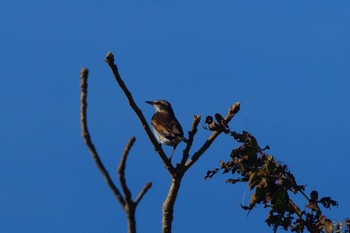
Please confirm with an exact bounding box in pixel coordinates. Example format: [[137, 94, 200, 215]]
[[145, 101, 154, 105]]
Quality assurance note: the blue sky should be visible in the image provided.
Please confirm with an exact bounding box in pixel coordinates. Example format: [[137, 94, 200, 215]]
[[1, 1, 350, 233]]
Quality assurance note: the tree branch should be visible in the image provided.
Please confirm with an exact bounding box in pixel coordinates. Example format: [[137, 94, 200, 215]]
[[80, 67, 126, 207], [118, 137, 136, 206], [81, 68, 153, 233], [117, 137, 152, 207], [135, 182, 152, 206], [180, 115, 201, 167], [104, 52, 174, 175], [162, 178, 182, 233], [185, 102, 240, 171], [162, 103, 240, 233], [118, 137, 153, 233]]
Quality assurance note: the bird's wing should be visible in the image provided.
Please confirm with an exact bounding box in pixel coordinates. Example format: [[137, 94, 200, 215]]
[[171, 118, 184, 137], [151, 114, 175, 138], [152, 113, 187, 142]]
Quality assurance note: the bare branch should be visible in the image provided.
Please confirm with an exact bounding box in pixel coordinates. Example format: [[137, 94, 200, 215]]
[[180, 115, 201, 166], [163, 103, 240, 233], [185, 102, 240, 171], [80, 67, 126, 207], [162, 178, 182, 233], [118, 137, 136, 204], [135, 182, 152, 206], [117, 137, 150, 233], [104, 52, 174, 175]]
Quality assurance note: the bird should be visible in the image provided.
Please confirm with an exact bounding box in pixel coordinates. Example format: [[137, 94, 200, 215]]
[[146, 100, 188, 160]]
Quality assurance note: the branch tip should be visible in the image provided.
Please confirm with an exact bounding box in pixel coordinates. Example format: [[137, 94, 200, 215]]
[[193, 115, 201, 122], [118, 137, 136, 174], [135, 182, 152, 205], [80, 67, 89, 78], [105, 52, 115, 64], [229, 102, 240, 115]]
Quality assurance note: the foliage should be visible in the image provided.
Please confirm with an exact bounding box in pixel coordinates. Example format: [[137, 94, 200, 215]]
[[204, 114, 348, 233]]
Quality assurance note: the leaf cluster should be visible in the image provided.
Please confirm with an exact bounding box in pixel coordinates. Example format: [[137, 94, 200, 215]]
[[203, 115, 347, 233]]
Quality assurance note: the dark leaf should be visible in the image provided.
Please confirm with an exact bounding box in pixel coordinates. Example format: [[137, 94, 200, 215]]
[[204, 116, 213, 124], [319, 197, 338, 209], [203, 115, 218, 131], [204, 168, 220, 180], [310, 190, 319, 202], [226, 178, 243, 184], [240, 204, 252, 211]]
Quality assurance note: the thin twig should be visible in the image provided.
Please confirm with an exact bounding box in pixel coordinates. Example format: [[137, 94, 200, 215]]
[[117, 137, 153, 207], [117, 137, 149, 233], [104, 52, 174, 175], [180, 115, 201, 167], [118, 137, 136, 205], [135, 182, 152, 206], [80, 67, 126, 207], [185, 102, 240, 171], [299, 189, 311, 202]]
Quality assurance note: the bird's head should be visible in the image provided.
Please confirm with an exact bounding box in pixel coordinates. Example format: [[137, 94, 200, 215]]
[[146, 100, 174, 114]]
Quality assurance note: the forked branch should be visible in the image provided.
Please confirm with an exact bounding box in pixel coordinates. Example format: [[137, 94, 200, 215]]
[[162, 102, 240, 233], [185, 102, 240, 171], [80, 67, 152, 233], [180, 115, 201, 167], [80, 67, 125, 207]]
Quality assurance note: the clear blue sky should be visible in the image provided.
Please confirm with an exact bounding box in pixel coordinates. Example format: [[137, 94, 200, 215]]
[[1, 1, 349, 232]]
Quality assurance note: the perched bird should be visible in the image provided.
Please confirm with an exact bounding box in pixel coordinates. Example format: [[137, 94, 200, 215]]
[[146, 100, 188, 160]]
